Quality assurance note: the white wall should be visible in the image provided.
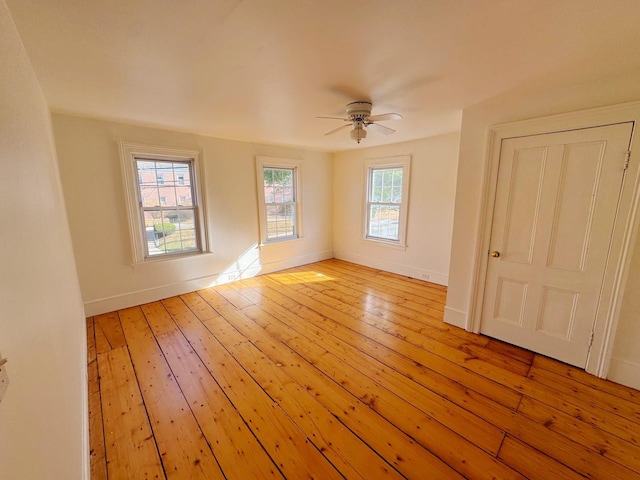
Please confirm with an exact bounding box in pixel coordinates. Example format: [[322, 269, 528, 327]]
[[52, 114, 334, 315], [0, 2, 88, 479], [333, 132, 460, 285], [445, 69, 640, 389]]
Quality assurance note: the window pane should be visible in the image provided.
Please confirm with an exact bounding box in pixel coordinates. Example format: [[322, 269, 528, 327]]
[[373, 170, 383, 187], [265, 204, 295, 239], [157, 186, 174, 206], [264, 168, 273, 186], [368, 205, 400, 241], [140, 186, 160, 207], [366, 164, 406, 243], [262, 166, 297, 242], [370, 167, 403, 203], [264, 168, 294, 202], [136, 158, 200, 257], [392, 186, 402, 203], [382, 170, 392, 186], [393, 168, 403, 187], [382, 186, 392, 202], [146, 210, 198, 256]]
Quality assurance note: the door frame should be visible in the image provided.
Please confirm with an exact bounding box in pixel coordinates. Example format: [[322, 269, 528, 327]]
[[469, 101, 640, 377]]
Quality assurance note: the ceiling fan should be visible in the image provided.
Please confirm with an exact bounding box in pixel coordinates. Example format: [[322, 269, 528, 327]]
[[318, 101, 402, 143]]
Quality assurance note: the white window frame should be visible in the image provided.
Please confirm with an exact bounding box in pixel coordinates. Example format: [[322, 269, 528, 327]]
[[255, 156, 303, 245], [120, 142, 209, 264], [362, 155, 411, 248]]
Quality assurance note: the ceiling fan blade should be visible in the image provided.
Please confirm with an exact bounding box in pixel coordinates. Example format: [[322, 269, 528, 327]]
[[324, 124, 352, 136], [316, 116, 349, 121], [367, 113, 403, 122], [368, 123, 396, 135]]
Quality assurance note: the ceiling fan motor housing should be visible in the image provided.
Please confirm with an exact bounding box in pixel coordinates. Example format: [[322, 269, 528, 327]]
[[346, 101, 372, 120]]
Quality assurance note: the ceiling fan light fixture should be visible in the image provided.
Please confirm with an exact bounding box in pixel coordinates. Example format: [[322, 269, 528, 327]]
[[318, 100, 401, 143], [350, 126, 367, 143]]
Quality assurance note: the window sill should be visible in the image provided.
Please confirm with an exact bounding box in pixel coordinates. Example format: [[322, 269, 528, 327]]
[[361, 237, 407, 251], [131, 250, 215, 271], [259, 236, 304, 248]]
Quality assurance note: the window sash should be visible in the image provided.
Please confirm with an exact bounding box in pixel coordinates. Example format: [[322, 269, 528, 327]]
[[367, 202, 401, 241], [135, 158, 201, 258], [263, 166, 297, 242], [366, 165, 406, 243]]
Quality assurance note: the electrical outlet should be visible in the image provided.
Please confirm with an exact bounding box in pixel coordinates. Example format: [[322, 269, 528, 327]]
[[0, 357, 8, 404]]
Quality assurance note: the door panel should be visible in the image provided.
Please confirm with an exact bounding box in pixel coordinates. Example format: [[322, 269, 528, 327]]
[[547, 142, 603, 272], [481, 123, 633, 367], [502, 147, 546, 265]]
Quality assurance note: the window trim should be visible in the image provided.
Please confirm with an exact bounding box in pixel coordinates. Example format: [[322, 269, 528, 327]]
[[120, 142, 209, 264], [255, 156, 303, 246], [362, 155, 411, 248]]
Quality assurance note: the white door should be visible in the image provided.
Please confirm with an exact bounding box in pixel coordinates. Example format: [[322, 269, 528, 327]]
[[481, 123, 633, 367]]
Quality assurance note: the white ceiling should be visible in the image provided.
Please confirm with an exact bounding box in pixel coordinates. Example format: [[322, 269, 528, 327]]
[[7, 0, 640, 151]]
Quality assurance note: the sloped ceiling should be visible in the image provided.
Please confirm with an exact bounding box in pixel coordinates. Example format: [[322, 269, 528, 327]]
[[7, 0, 640, 151]]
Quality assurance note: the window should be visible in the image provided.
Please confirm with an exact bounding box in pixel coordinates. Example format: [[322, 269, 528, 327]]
[[256, 156, 302, 244], [120, 142, 208, 262], [364, 156, 410, 246]]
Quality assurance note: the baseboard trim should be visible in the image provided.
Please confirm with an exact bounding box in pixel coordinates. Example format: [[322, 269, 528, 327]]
[[443, 306, 469, 330], [333, 250, 448, 286], [607, 357, 640, 390], [84, 250, 333, 316]]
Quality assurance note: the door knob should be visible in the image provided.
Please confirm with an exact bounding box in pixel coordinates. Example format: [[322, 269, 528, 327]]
[[490, 251, 501, 258]]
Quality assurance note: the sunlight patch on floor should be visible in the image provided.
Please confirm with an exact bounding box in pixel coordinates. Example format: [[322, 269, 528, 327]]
[[269, 271, 334, 285]]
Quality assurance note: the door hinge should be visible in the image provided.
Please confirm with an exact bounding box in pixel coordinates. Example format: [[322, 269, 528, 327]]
[[588, 330, 595, 348], [624, 150, 631, 170]]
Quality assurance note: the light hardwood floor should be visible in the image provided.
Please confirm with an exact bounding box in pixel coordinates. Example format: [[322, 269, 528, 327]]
[[87, 259, 640, 479]]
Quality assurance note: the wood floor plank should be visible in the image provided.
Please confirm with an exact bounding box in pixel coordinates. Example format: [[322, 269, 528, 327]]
[[459, 350, 640, 448], [498, 435, 587, 480], [241, 292, 506, 456], [180, 291, 222, 322], [212, 283, 255, 309], [254, 275, 523, 409], [322, 259, 446, 303], [288, 267, 528, 374], [193, 288, 466, 480], [533, 355, 640, 405], [528, 365, 640, 426], [159, 296, 345, 480], [246, 274, 640, 479], [288, 264, 487, 346], [94, 311, 127, 354], [517, 396, 640, 474], [168, 295, 405, 480], [239, 306, 522, 479], [316, 261, 443, 307], [88, 351, 107, 480], [485, 338, 535, 366], [154, 299, 285, 480], [118, 307, 225, 480], [495, 409, 638, 479], [239, 279, 521, 419], [302, 263, 446, 316], [98, 346, 165, 480], [273, 274, 528, 376], [87, 259, 640, 479], [87, 317, 97, 364], [199, 287, 522, 480]]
